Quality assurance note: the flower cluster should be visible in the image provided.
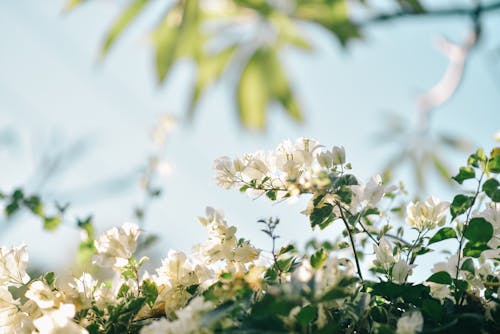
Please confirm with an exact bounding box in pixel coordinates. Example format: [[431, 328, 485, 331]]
[[0, 139, 499, 334]]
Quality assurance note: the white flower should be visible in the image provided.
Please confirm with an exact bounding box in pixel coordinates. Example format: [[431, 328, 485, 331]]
[[424, 282, 452, 301], [93, 223, 140, 269], [331, 146, 345, 165], [140, 297, 213, 334], [0, 244, 30, 288], [351, 175, 395, 211], [392, 260, 414, 284], [406, 197, 449, 231], [33, 303, 88, 334], [65, 273, 99, 310], [213, 157, 239, 189], [317, 151, 333, 168], [25, 281, 61, 309], [0, 287, 32, 333], [373, 237, 396, 271], [396, 311, 423, 334]]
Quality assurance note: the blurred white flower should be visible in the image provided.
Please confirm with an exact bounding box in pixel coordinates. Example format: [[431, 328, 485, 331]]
[[392, 260, 414, 284], [0, 287, 32, 333], [424, 282, 452, 301], [331, 146, 346, 165], [33, 303, 88, 334], [140, 297, 213, 334], [93, 223, 140, 269], [0, 244, 30, 288], [396, 311, 423, 334], [406, 196, 449, 231], [373, 237, 396, 271]]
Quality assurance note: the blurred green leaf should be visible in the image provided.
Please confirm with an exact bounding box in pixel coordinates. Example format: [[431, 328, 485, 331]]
[[310, 248, 327, 269], [189, 45, 237, 117], [64, 0, 87, 12], [237, 49, 270, 129], [293, 0, 360, 46], [483, 178, 500, 202], [101, 0, 151, 58]]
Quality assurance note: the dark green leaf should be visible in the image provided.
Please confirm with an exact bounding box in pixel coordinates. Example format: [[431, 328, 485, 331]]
[[309, 204, 334, 229], [44, 272, 55, 286], [483, 178, 500, 202], [460, 258, 475, 274], [488, 156, 500, 173], [450, 195, 474, 219], [427, 271, 452, 285], [463, 242, 490, 258], [141, 279, 158, 307], [296, 305, 317, 326], [428, 227, 457, 245], [422, 298, 444, 321], [464, 218, 493, 243], [452, 167, 475, 184], [266, 190, 277, 201]]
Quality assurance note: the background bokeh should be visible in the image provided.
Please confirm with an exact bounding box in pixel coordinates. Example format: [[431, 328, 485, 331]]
[[1, 0, 499, 278]]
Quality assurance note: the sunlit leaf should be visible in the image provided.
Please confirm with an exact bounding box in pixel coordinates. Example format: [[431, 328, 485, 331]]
[[100, 0, 151, 58], [237, 49, 270, 129], [64, 0, 87, 12]]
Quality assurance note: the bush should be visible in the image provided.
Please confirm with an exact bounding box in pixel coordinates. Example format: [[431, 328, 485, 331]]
[[0, 138, 499, 333]]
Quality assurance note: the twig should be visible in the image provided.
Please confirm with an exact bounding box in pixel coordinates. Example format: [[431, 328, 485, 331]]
[[336, 201, 364, 281]]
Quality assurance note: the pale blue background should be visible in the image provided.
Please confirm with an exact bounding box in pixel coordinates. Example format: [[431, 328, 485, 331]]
[[1, 0, 499, 278]]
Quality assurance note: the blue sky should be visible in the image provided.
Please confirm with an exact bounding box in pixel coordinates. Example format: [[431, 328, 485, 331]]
[[1, 0, 499, 277]]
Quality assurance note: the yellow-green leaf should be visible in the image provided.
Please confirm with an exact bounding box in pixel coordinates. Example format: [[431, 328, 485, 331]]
[[100, 0, 151, 58], [237, 50, 269, 130], [64, 0, 87, 12]]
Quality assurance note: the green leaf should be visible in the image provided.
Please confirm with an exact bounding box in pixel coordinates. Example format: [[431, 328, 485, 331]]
[[5, 201, 20, 217], [141, 279, 158, 307], [463, 242, 490, 258], [43, 272, 56, 286], [266, 49, 302, 122], [100, 0, 150, 57], [450, 195, 474, 219], [189, 46, 236, 117], [460, 258, 475, 275], [294, 0, 360, 46], [43, 216, 61, 231], [427, 271, 452, 285], [452, 167, 475, 184], [488, 156, 500, 173], [464, 218, 493, 243], [467, 148, 487, 168], [428, 227, 457, 245], [309, 204, 334, 229], [320, 286, 349, 302], [23, 195, 44, 216], [265, 190, 277, 201], [296, 305, 317, 326], [278, 244, 295, 256], [422, 298, 444, 322], [310, 248, 327, 269], [237, 49, 270, 129], [117, 283, 130, 298], [483, 178, 500, 202]]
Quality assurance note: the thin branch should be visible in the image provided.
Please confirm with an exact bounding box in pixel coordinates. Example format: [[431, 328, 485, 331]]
[[336, 201, 364, 281], [361, 2, 500, 26]]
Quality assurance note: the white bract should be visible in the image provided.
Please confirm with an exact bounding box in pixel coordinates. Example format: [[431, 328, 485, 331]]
[[0, 244, 30, 288], [396, 311, 423, 334], [406, 197, 449, 231], [93, 223, 140, 269]]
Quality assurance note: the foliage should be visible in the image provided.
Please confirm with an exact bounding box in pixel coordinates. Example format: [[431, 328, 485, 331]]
[[0, 138, 499, 333], [64, 0, 500, 130]]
